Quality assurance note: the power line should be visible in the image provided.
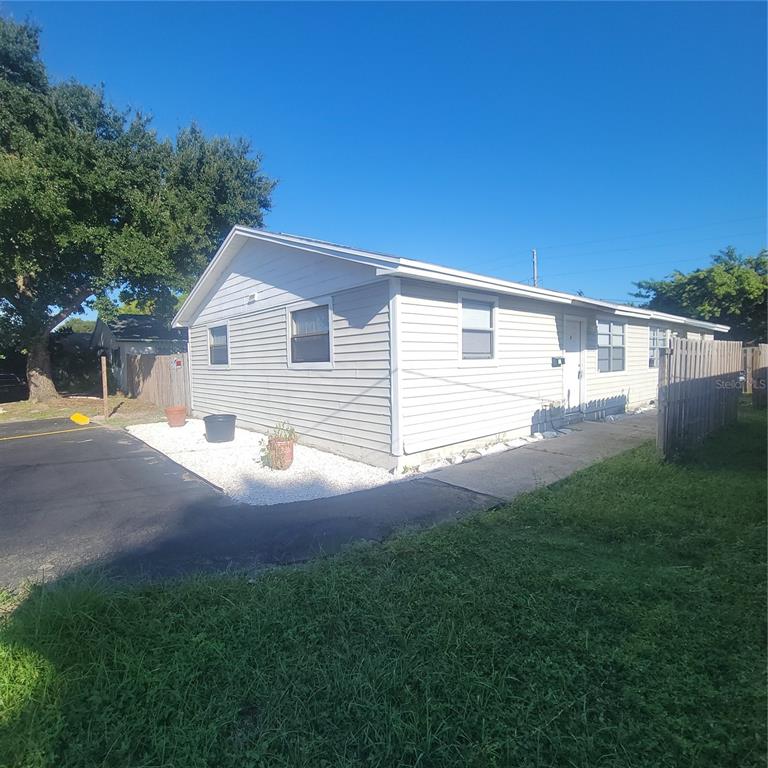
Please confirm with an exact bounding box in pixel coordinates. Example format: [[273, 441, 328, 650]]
[[480, 221, 766, 272], [531, 255, 721, 281], [501, 229, 765, 281], [534, 214, 766, 252]]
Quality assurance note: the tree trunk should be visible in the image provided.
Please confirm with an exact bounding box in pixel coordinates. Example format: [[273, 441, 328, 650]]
[[26, 335, 59, 402]]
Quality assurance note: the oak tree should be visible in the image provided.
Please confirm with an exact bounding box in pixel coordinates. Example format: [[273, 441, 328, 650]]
[[0, 18, 275, 399]]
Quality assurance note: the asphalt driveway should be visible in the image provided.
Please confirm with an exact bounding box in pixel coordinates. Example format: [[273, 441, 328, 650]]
[[0, 412, 656, 587], [0, 419, 492, 586]]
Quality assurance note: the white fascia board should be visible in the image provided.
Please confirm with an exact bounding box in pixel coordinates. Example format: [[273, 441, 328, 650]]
[[647, 313, 729, 333], [376, 266, 573, 305], [572, 298, 729, 333], [238, 228, 402, 269], [392, 259, 576, 304], [172, 227, 242, 327], [172, 226, 400, 327], [175, 225, 731, 335]]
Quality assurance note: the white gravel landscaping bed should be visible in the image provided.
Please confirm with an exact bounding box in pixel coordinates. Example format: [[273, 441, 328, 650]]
[[126, 419, 395, 506]]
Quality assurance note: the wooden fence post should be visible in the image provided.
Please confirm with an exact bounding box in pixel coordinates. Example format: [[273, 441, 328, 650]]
[[657, 338, 743, 459], [100, 353, 109, 421]]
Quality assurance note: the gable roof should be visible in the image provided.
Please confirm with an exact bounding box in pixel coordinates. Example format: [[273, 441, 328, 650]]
[[105, 314, 188, 342], [172, 226, 730, 333]]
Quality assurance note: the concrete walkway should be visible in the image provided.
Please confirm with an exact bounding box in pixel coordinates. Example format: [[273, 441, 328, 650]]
[[430, 411, 657, 501], [0, 412, 656, 586]]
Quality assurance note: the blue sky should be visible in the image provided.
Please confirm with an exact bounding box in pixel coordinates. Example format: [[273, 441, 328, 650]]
[[3, 1, 766, 305]]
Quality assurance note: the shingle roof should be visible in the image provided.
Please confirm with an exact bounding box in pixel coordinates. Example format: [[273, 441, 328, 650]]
[[106, 314, 188, 342]]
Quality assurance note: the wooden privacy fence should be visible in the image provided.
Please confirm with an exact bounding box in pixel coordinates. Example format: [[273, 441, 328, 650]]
[[747, 344, 768, 408], [657, 338, 742, 459], [125, 353, 191, 412]]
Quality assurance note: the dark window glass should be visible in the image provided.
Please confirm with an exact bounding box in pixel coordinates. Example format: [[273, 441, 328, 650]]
[[209, 325, 228, 365], [291, 305, 330, 363]]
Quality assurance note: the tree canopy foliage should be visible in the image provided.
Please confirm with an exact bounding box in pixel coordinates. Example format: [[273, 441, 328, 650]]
[[62, 318, 96, 333], [0, 17, 275, 398], [634, 247, 768, 343]]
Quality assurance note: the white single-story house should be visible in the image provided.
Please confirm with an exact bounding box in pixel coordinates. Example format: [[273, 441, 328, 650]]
[[92, 314, 188, 393], [172, 227, 729, 470]]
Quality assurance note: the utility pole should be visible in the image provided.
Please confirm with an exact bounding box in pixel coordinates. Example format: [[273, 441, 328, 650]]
[[532, 248, 539, 287]]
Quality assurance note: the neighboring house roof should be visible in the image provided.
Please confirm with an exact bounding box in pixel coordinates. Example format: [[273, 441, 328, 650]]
[[173, 226, 730, 333], [56, 332, 93, 351], [100, 314, 188, 343]]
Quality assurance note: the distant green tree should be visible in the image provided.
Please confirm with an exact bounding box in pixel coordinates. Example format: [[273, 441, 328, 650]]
[[62, 318, 96, 333], [0, 18, 275, 400], [633, 247, 768, 343]]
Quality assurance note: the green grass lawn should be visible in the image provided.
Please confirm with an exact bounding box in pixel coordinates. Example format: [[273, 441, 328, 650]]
[[1, 407, 765, 768], [0, 395, 164, 428]]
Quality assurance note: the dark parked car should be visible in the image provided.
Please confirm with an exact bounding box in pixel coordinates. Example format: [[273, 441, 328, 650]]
[[0, 373, 28, 403]]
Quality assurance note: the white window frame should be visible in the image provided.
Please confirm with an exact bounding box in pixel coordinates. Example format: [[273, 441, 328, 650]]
[[458, 290, 498, 366], [596, 318, 626, 374], [207, 320, 231, 369], [648, 326, 669, 369], [286, 297, 335, 370]]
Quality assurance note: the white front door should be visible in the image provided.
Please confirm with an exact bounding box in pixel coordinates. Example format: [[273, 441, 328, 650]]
[[563, 318, 583, 411]]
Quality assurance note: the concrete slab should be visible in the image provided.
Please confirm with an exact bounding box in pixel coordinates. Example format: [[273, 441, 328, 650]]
[[428, 411, 656, 501]]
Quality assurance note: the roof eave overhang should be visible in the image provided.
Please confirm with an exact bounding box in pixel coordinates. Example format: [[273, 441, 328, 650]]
[[173, 226, 731, 335], [380, 266, 729, 332], [172, 226, 401, 327], [375, 265, 572, 304]]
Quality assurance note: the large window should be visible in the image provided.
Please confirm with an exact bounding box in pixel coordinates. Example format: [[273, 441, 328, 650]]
[[209, 324, 229, 365], [597, 320, 625, 372], [461, 297, 495, 360], [290, 304, 330, 363], [649, 326, 667, 368]]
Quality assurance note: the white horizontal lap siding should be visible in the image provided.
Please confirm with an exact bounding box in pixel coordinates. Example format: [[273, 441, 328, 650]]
[[189, 281, 392, 466], [192, 239, 379, 325], [399, 280, 565, 454], [584, 319, 691, 411]]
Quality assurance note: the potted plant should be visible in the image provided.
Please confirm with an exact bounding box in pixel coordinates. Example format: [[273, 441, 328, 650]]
[[265, 421, 297, 470], [165, 405, 187, 428]]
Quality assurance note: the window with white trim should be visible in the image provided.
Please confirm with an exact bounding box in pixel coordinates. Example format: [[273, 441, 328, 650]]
[[461, 298, 494, 360], [290, 305, 330, 363], [649, 326, 667, 368], [208, 324, 228, 365], [597, 320, 625, 372]]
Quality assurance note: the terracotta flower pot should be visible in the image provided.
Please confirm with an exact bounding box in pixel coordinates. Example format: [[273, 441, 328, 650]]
[[267, 437, 294, 470], [165, 405, 187, 428]]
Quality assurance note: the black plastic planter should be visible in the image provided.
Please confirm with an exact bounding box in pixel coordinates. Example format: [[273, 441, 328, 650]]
[[203, 414, 237, 443]]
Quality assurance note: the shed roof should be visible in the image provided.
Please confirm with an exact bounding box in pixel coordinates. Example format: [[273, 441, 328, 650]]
[[106, 314, 188, 342]]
